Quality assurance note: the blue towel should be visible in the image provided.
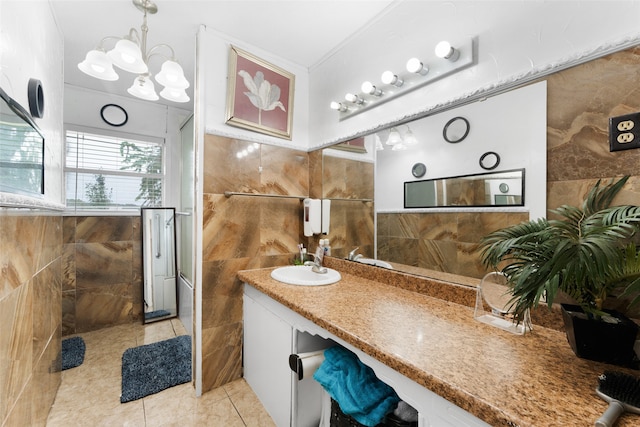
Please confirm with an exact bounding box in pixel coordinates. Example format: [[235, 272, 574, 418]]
[[313, 346, 400, 427]]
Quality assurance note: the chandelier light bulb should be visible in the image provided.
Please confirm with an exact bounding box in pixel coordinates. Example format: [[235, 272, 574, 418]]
[[160, 86, 190, 103], [392, 142, 408, 151], [155, 60, 190, 89], [381, 71, 403, 87], [386, 127, 402, 145], [435, 41, 460, 61], [78, 50, 119, 81], [406, 58, 429, 76], [404, 127, 418, 145], [361, 81, 382, 96], [80, 0, 190, 103], [108, 39, 148, 74], [374, 134, 384, 151], [128, 75, 159, 101]]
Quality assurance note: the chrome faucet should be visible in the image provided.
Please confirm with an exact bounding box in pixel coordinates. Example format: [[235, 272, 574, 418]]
[[348, 247, 362, 261], [304, 247, 327, 274]]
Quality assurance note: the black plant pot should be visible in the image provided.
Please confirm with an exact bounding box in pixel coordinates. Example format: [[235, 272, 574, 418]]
[[561, 304, 639, 368]]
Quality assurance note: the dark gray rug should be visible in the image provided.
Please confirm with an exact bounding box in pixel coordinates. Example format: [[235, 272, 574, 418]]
[[62, 336, 85, 371], [144, 309, 171, 320], [120, 335, 191, 403]]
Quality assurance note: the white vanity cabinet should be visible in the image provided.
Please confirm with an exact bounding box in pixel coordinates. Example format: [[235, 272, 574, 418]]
[[244, 285, 332, 427], [243, 284, 491, 427]]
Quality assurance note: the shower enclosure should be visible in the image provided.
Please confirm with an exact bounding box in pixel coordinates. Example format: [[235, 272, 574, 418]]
[[141, 207, 178, 323]]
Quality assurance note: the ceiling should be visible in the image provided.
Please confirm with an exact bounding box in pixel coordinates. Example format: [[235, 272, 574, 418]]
[[50, 0, 398, 109]]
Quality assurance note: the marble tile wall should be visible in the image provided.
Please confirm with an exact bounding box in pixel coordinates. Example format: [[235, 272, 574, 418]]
[[377, 211, 529, 278], [319, 153, 375, 259], [201, 135, 310, 392], [544, 46, 640, 316], [0, 210, 62, 426], [62, 216, 142, 335]]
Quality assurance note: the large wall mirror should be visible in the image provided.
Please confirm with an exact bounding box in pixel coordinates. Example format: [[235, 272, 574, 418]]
[[319, 80, 547, 280], [318, 44, 636, 281], [0, 87, 45, 197], [141, 207, 178, 323]]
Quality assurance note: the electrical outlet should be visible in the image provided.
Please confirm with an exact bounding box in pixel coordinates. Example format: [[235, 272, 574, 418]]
[[610, 112, 640, 151]]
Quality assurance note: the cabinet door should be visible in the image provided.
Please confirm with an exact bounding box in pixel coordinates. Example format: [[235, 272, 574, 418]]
[[244, 294, 293, 427]]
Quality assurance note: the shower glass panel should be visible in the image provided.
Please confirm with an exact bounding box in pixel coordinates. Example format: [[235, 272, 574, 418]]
[[141, 207, 178, 323]]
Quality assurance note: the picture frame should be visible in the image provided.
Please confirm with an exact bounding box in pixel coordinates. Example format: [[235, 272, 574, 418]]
[[332, 137, 367, 153], [225, 45, 295, 140]]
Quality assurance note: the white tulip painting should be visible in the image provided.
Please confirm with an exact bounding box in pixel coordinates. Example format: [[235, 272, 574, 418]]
[[237, 70, 286, 126], [226, 46, 295, 140]]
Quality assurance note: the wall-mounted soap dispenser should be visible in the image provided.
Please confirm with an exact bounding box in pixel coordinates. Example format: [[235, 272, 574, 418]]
[[303, 198, 322, 237]]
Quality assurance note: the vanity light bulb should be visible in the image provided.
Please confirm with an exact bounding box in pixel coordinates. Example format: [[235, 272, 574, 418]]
[[381, 71, 403, 87], [435, 41, 460, 61], [361, 81, 382, 96], [345, 93, 364, 105], [406, 58, 429, 76], [330, 101, 347, 112]]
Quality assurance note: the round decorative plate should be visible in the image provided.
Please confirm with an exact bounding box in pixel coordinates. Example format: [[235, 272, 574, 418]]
[[443, 116, 470, 143], [100, 104, 128, 127], [412, 162, 426, 178], [479, 151, 500, 170]]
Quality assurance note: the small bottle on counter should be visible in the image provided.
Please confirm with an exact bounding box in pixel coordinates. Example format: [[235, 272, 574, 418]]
[[323, 239, 331, 256]]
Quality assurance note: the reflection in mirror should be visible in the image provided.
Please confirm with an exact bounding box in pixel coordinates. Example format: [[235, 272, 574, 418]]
[[404, 169, 524, 208], [442, 116, 470, 143], [323, 80, 546, 280], [142, 208, 178, 323], [0, 87, 44, 196]]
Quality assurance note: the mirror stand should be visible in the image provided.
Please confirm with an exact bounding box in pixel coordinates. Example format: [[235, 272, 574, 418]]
[[474, 272, 531, 335]]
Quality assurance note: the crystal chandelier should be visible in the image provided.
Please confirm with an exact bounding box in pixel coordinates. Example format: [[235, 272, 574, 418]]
[[78, 0, 190, 103]]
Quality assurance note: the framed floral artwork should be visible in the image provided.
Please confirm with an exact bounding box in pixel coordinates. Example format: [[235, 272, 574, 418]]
[[225, 46, 295, 140]]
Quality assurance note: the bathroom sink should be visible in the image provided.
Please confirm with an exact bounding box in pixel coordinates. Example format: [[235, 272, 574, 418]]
[[356, 258, 394, 269], [270, 266, 341, 286]]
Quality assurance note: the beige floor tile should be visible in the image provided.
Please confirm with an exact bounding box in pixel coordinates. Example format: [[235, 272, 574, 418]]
[[48, 322, 274, 427], [196, 396, 245, 427], [222, 378, 252, 397], [229, 383, 276, 427], [142, 383, 197, 425], [199, 385, 228, 403], [136, 320, 178, 345], [47, 399, 145, 427], [171, 318, 189, 336]]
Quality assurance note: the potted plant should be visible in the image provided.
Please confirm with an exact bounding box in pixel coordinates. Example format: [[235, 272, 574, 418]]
[[479, 176, 640, 366]]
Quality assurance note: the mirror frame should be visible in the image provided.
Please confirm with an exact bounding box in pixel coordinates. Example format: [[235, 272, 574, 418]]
[[141, 207, 179, 324]]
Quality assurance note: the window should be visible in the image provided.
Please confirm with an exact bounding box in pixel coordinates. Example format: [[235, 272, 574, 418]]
[[65, 130, 164, 211]]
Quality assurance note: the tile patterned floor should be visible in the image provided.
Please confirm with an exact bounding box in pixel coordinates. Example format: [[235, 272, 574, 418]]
[[47, 319, 276, 427]]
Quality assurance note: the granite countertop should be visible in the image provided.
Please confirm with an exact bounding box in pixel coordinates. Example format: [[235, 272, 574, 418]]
[[237, 259, 639, 427]]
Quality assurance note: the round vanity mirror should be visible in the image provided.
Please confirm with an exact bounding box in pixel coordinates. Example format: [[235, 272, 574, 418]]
[[479, 151, 500, 170], [479, 272, 513, 315], [442, 116, 470, 143]]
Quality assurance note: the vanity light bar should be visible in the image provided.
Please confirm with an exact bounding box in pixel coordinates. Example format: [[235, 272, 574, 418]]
[[330, 38, 475, 121]]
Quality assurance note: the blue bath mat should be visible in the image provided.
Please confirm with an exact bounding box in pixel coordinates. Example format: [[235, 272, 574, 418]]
[[120, 335, 191, 403], [61, 336, 86, 371], [144, 309, 171, 320]]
